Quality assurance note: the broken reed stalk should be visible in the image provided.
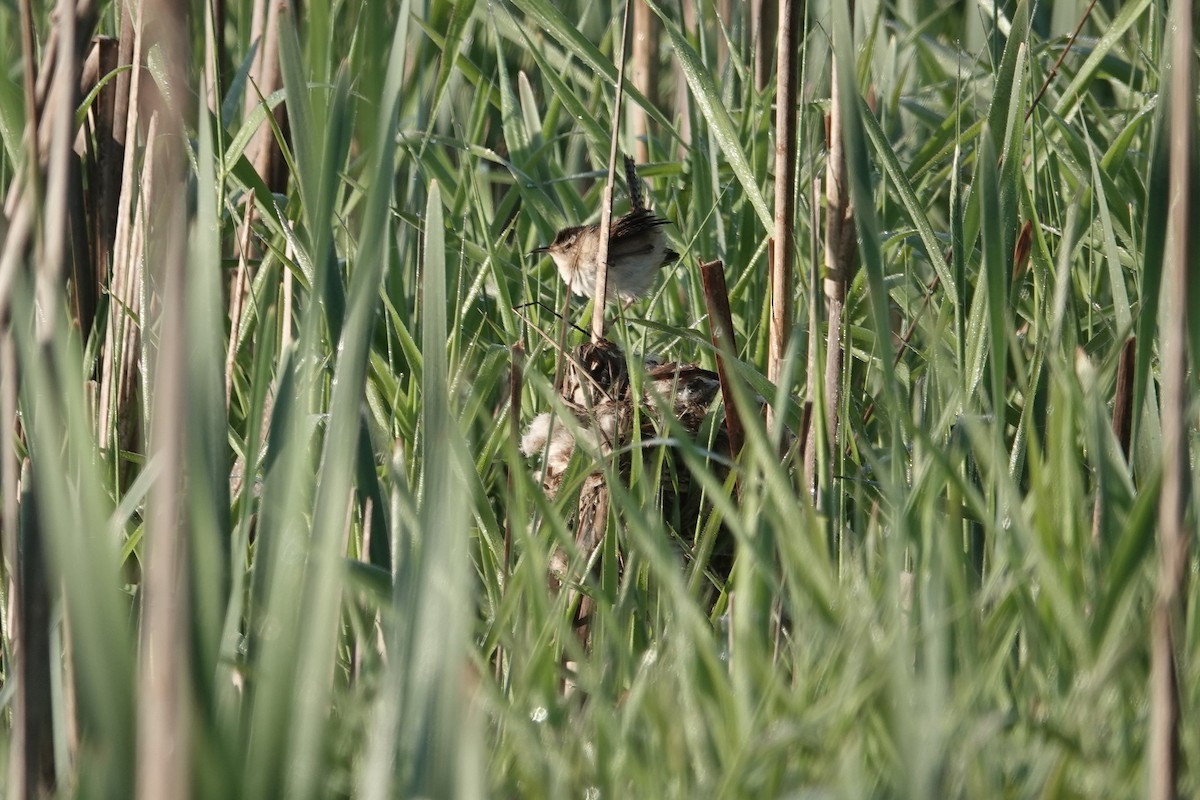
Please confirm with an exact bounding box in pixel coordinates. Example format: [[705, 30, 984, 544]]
[[768, 0, 799, 433], [698, 259, 743, 460], [1149, 2, 1193, 797], [590, 0, 633, 343]]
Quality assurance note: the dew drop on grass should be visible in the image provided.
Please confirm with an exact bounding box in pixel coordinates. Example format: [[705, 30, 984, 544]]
[[529, 706, 548, 723], [641, 647, 658, 668]]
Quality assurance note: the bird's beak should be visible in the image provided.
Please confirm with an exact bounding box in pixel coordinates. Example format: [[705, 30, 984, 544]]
[[529, 245, 550, 256]]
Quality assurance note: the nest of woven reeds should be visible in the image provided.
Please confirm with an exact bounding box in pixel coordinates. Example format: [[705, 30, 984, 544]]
[[521, 339, 737, 635]]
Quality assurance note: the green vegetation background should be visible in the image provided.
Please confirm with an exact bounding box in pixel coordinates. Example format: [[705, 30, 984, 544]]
[[0, 0, 1195, 797]]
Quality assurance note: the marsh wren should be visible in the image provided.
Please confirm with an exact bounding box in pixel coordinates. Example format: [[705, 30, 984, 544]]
[[533, 158, 678, 303]]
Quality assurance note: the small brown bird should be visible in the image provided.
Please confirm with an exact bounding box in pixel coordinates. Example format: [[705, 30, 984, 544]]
[[533, 158, 678, 303]]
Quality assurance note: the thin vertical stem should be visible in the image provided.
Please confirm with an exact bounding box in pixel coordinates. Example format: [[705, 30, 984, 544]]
[[1149, 2, 1193, 797], [591, 0, 634, 342], [699, 259, 744, 461], [136, 0, 192, 796], [630, 0, 656, 164], [17, 0, 40, 171], [823, 42, 855, 458], [39, 0, 81, 338], [750, 0, 774, 93], [803, 176, 821, 497], [822, 0, 860, 565], [768, 0, 799, 432], [12, 459, 56, 799]]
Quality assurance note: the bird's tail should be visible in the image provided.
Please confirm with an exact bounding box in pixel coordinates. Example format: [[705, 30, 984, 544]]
[[624, 154, 644, 211]]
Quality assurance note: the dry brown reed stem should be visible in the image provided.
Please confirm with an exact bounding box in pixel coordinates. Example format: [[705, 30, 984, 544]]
[[228, 0, 287, 402], [750, 0, 774, 93], [0, 0, 40, 318], [1149, 2, 1193, 796], [768, 0, 799, 434], [630, 0, 656, 165], [1111, 336, 1135, 459], [41, 0, 91, 338], [80, 37, 123, 337], [590, 0, 634, 342], [244, 0, 287, 192], [672, 0, 696, 151], [135, 1, 192, 798], [114, 3, 134, 140], [25, 4, 78, 791], [698, 259, 743, 460], [17, 0, 39, 166], [822, 53, 855, 457], [715, 0, 731, 76], [5, 1, 97, 794], [98, 2, 146, 454]]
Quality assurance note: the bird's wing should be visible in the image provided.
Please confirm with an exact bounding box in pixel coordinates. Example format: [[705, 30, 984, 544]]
[[609, 209, 669, 256]]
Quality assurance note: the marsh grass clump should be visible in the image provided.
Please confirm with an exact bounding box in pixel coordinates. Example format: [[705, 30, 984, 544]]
[[522, 340, 737, 633]]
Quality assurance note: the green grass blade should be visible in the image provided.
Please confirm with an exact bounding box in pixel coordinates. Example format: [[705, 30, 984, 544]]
[[831, 1, 895, 403], [977, 129, 1007, 425], [646, 0, 772, 229], [859, 102, 957, 306], [1050, 0, 1152, 122]]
